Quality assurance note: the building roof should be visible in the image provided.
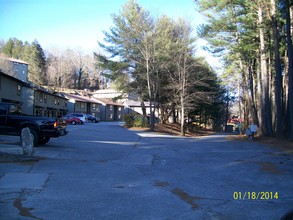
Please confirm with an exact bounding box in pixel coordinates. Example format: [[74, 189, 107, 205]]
[[93, 89, 121, 94], [0, 72, 67, 99], [1, 57, 29, 65], [62, 93, 102, 104], [123, 100, 151, 107], [62, 93, 124, 107], [94, 98, 124, 107], [31, 86, 67, 99], [0, 71, 27, 85], [93, 89, 124, 99]]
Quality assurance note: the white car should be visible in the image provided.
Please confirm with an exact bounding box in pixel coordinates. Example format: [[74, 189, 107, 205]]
[[70, 113, 87, 124]]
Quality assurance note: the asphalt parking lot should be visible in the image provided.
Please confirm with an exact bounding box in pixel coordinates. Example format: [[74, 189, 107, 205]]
[[0, 122, 292, 219]]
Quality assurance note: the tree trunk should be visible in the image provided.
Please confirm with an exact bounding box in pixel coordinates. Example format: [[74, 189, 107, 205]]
[[283, 54, 289, 134], [271, 0, 283, 137], [224, 95, 229, 132], [141, 100, 146, 116], [78, 68, 83, 90], [249, 59, 259, 126], [172, 102, 177, 123], [257, 57, 264, 135], [286, 2, 293, 140], [180, 94, 185, 136], [145, 49, 154, 131], [237, 76, 243, 132], [259, 5, 273, 136], [242, 65, 250, 128], [159, 106, 165, 124]]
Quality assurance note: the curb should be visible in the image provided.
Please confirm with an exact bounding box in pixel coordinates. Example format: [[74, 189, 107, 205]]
[[0, 151, 38, 162], [0, 135, 37, 162]]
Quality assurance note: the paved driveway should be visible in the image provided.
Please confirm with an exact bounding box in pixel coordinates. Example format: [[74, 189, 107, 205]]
[[0, 122, 292, 219]]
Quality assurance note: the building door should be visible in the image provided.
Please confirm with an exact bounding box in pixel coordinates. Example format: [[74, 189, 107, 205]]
[[87, 103, 91, 114], [0, 104, 7, 133], [114, 106, 118, 121]]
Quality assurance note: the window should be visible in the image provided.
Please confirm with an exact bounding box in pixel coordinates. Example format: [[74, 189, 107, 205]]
[[0, 105, 6, 115], [44, 94, 47, 103], [17, 85, 21, 96], [80, 103, 85, 109], [92, 104, 96, 110], [39, 93, 43, 102], [9, 105, 21, 114], [54, 98, 57, 105], [109, 105, 113, 111]]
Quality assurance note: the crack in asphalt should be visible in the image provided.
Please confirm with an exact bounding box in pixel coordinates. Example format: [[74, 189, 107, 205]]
[[13, 190, 43, 220]]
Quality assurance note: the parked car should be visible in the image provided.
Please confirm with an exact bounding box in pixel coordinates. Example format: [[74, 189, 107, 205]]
[[86, 114, 100, 123], [70, 113, 87, 124], [0, 102, 68, 146], [62, 115, 82, 125]]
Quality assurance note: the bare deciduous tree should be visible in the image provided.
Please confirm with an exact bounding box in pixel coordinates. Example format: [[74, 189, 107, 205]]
[[46, 48, 100, 91]]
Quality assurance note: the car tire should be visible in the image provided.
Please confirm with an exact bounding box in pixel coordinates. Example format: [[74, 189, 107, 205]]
[[80, 121, 84, 125], [92, 119, 96, 123], [71, 121, 76, 125], [38, 137, 50, 145]]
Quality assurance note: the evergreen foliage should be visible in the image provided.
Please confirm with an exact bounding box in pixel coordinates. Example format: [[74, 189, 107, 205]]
[[0, 38, 100, 90], [196, 0, 293, 139], [0, 38, 47, 85], [96, 0, 225, 134]]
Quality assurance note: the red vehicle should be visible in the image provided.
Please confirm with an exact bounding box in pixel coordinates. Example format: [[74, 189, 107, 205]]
[[62, 115, 82, 125]]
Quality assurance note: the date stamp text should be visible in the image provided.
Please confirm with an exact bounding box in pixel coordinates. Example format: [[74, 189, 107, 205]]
[[233, 192, 279, 200]]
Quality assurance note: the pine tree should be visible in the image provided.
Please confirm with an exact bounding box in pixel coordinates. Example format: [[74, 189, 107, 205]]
[[284, 0, 293, 140], [196, 0, 291, 138], [24, 40, 47, 85], [0, 38, 14, 57], [97, 0, 157, 129], [97, 0, 225, 133]]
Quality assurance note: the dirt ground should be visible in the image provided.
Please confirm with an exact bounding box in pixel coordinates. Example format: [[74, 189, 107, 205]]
[[128, 123, 215, 137], [128, 123, 293, 155], [227, 134, 293, 155]]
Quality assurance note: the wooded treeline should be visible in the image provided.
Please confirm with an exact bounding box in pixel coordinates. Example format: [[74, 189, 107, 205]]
[[96, 0, 226, 135], [196, 0, 293, 140], [0, 38, 101, 90]]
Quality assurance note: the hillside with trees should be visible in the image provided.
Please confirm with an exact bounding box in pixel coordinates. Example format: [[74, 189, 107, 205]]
[[0, 38, 101, 90], [1, 38, 47, 85]]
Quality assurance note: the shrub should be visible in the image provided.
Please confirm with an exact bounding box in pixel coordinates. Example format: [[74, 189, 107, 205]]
[[123, 114, 135, 127], [133, 115, 148, 128], [123, 113, 148, 128]]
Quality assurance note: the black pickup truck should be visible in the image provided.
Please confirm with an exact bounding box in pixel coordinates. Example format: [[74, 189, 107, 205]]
[[0, 102, 68, 145]]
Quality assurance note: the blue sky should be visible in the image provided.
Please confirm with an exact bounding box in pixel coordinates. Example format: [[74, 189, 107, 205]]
[[0, 0, 204, 52]]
